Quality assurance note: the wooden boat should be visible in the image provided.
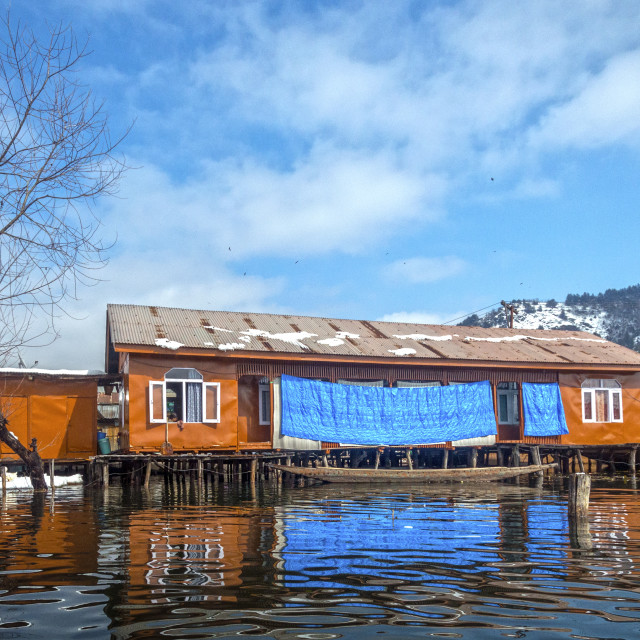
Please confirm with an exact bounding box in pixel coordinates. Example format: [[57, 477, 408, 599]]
[[268, 463, 557, 484]]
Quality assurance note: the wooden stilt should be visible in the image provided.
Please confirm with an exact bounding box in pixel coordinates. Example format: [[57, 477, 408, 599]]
[[442, 449, 449, 470], [568, 472, 591, 518], [497, 447, 504, 467], [102, 461, 109, 488], [512, 445, 520, 468], [531, 445, 543, 478], [374, 448, 381, 470], [49, 459, 55, 493], [576, 450, 585, 474], [250, 458, 257, 485], [144, 460, 152, 488], [629, 447, 637, 475], [406, 449, 413, 470], [470, 448, 478, 469], [1, 466, 6, 496]]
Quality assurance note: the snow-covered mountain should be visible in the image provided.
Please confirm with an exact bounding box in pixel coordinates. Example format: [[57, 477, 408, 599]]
[[458, 284, 640, 352]]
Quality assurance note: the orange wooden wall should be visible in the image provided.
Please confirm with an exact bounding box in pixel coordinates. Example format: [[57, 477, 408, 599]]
[[0, 376, 97, 460], [559, 372, 640, 445], [125, 354, 239, 451]]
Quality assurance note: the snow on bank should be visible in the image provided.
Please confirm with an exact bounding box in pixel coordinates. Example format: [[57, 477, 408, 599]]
[[3, 473, 83, 491]]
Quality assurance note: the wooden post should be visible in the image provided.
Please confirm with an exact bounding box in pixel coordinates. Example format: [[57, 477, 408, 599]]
[[250, 458, 257, 486], [568, 472, 591, 518], [512, 445, 520, 467], [102, 461, 109, 488], [406, 448, 413, 470], [144, 460, 152, 489], [374, 448, 381, 470], [1, 466, 6, 496], [469, 448, 478, 469], [496, 447, 504, 467], [49, 459, 55, 493], [576, 450, 585, 474], [322, 452, 329, 468], [629, 447, 637, 475], [530, 445, 543, 477], [442, 449, 449, 470]]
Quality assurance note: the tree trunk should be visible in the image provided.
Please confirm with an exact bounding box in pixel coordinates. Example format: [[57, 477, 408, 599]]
[[0, 413, 48, 492]]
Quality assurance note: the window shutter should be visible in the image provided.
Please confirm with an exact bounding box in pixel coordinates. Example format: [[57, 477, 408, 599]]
[[149, 381, 166, 423], [203, 382, 220, 423]]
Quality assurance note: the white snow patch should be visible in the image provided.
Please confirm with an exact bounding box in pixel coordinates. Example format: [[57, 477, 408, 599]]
[[318, 338, 345, 347], [335, 331, 360, 339], [204, 342, 214, 347], [155, 338, 183, 350], [0, 367, 103, 376], [394, 334, 453, 341], [203, 325, 233, 333], [218, 343, 246, 351], [4, 473, 83, 491], [238, 336, 251, 343], [388, 347, 417, 356], [239, 329, 317, 349], [465, 334, 606, 344]]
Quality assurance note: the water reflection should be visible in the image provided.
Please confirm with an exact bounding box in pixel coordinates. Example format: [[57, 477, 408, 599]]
[[0, 480, 639, 638]]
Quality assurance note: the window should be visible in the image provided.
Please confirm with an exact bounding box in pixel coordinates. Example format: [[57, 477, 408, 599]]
[[582, 379, 622, 423], [395, 380, 441, 387], [149, 368, 220, 424], [497, 382, 519, 425], [259, 380, 271, 425]]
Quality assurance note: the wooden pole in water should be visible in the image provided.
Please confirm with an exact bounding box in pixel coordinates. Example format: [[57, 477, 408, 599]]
[[469, 448, 478, 469], [629, 447, 637, 476], [1, 466, 6, 496], [49, 459, 55, 493], [576, 449, 585, 473], [531, 445, 543, 477], [568, 472, 591, 517], [374, 448, 381, 470], [102, 461, 109, 488], [442, 449, 449, 470], [406, 448, 413, 470], [144, 460, 152, 488]]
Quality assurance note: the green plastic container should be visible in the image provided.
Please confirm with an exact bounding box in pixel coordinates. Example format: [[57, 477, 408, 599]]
[[98, 437, 111, 455]]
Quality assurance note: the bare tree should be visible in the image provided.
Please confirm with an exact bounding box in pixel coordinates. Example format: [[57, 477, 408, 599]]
[[0, 14, 128, 490]]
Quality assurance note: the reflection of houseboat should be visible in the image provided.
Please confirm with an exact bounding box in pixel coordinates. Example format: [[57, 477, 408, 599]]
[[105, 304, 640, 455]]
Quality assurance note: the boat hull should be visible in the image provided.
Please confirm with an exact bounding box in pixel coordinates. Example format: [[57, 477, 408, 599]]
[[268, 463, 557, 484]]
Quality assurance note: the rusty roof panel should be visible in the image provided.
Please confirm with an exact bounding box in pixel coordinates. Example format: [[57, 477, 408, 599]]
[[106, 304, 640, 368]]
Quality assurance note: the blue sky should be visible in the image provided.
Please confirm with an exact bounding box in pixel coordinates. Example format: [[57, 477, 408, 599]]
[[9, 0, 640, 369]]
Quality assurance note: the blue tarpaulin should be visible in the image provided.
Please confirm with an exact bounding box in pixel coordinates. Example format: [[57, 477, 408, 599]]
[[280, 374, 497, 445], [522, 382, 569, 436]]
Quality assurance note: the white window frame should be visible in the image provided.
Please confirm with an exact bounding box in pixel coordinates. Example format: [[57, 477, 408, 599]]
[[148, 376, 220, 424], [258, 383, 271, 425], [149, 381, 166, 424], [497, 382, 520, 425], [581, 379, 622, 423]]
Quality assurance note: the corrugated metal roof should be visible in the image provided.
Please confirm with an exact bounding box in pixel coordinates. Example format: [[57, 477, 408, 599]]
[[106, 304, 640, 367]]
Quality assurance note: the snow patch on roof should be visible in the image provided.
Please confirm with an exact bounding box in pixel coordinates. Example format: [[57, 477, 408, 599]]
[[335, 331, 360, 339], [204, 342, 214, 347], [239, 329, 317, 349], [155, 338, 184, 350], [465, 334, 606, 344], [389, 347, 417, 356], [0, 367, 103, 376], [238, 336, 251, 343], [394, 334, 453, 341], [218, 342, 246, 351], [318, 338, 345, 347]]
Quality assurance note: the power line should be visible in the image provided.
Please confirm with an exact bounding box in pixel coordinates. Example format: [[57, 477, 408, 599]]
[[442, 302, 503, 326]]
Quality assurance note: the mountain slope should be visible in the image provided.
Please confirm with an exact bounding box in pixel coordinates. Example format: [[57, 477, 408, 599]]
[[458, 284, 640, 352]]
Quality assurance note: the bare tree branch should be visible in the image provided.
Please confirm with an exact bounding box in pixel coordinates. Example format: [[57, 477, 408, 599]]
[[0, 13, 129, 490]]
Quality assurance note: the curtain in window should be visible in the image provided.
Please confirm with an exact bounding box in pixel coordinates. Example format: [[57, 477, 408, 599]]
[[522, 383, 569, 436], [186, 382, 202, 422]]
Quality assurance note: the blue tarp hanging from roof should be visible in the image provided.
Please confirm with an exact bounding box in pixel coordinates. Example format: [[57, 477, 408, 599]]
[[280, 374, 497, 445], [522, 382, 569, 436]]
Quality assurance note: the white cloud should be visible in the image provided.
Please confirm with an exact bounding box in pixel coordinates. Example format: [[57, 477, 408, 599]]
[[531, 49, 640, 148], [386, 256, 466, 284]]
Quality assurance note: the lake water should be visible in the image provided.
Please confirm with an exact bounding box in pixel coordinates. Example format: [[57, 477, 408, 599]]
[[1, 475, 639, 639]]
